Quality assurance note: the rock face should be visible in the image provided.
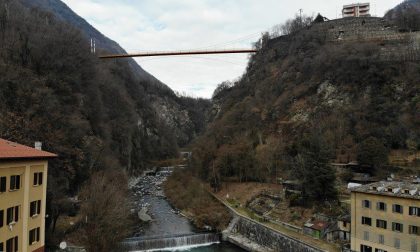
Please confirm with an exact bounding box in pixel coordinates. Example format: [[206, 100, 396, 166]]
[[150, 98, 195, 146]]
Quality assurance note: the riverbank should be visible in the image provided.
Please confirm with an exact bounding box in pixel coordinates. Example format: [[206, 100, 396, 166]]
[[163, 170, 231, 231]]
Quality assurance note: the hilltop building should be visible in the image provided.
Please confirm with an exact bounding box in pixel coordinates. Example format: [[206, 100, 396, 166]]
[[342, 3, 371, 17], [350, 181, 420, 252], [0, 139, 56, 252]]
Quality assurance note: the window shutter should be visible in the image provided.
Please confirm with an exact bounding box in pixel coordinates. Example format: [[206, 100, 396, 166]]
[[6, 239, 11, 252], [39, 173, 43, 185], [29, 230, 33, 244], [37, 200, 41, 215], [14, 206, 18, 222], [0, 210, 3, 227], [7, 208, 13, 224], [36, 227, 40, 241], [0, 177, 6, 192], [16, 176, 20, 189], [10, 176, 15, 190], [30, 202, 35, 216], [14, 236, 18, 252], [33, 173, 37, 185]]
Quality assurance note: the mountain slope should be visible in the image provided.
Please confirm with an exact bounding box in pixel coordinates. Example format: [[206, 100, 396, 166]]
[[19, 0, 211, 146], [0, 0, 213, 204], [191, 16, 420, 184], [0, 0, 178, 182], [385, 0, 420, 31], [20, 0, 152, 81]]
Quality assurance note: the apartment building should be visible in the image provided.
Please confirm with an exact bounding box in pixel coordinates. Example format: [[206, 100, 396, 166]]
[[0, 139, 56, 252], [343, 3, 371, 17], [351, 181, 420, 252]]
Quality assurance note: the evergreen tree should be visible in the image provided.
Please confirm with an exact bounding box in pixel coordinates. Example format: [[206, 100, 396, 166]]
[[293, 134, 337, 202]]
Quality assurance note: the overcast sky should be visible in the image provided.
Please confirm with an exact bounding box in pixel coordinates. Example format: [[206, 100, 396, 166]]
[[61, 0, 402, 98]]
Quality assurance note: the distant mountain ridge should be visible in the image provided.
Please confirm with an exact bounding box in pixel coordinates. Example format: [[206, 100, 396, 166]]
[[20, 0, 168, 88]]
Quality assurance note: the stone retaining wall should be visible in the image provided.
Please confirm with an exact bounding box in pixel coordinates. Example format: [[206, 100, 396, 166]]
[[269, 17, 420, 62], [228, 216, 325, 252]]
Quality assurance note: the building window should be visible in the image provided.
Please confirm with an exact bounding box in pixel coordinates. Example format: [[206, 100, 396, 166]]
[[409, 225, 420, 236], [343, 221, 348, 228], [362, 200, 371, 208], [9, 175, 20, 191], [409, 207, 420, 217], [0, 242, 3, 252], [6, 236, 18, 252], [0, 176, 6, 192], [29, 227, 40, 245], [393, 204, 403, 214], [362, 216, 372, 226], [412, 240, 418, 252], [376, 219, 387, 229], [378, 234, 385, 244], [30, 200, 41, 217], [377, 202, 387, 211], [0, 209, 3, 227], [395, 238, 401, 249], [33, 172, 43, 186], [392, 222, 404, 232], [375, 249, 387, 252], [364, 231, 369, 241], [361, 244, 372, 252], [6, 206, 19, 225]]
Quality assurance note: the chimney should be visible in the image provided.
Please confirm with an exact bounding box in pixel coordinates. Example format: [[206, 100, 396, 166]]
[[35, 142, 42, 150]]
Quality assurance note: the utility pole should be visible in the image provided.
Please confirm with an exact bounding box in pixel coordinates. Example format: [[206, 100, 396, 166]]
[[299, 8, 303, 24], [90, 38, 96, 54]]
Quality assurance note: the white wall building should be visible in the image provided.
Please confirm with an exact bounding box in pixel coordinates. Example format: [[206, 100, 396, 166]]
[[343, 3, 371, 17]]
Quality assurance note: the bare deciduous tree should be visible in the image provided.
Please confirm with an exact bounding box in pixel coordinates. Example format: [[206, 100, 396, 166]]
[[76, 170, 132, 252], [280, 14, 314, 35]]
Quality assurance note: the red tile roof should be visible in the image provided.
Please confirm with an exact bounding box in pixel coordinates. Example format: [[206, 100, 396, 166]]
[[0, 138, 57, 160]]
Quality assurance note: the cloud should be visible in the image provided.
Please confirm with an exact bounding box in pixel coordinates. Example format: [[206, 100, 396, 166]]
[[62, 0, 401, 98]]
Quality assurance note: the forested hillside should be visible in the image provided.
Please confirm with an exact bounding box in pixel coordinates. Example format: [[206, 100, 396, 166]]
[[0, 1, 210, 245], [18, 0, 212, 146], [191, 11, 420, 202], [385, 0, 420, 31]]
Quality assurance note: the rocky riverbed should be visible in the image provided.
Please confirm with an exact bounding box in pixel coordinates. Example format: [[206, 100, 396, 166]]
[[127, 171, 245, 251]]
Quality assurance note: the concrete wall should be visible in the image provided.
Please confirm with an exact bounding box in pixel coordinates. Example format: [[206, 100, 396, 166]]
[[228, 216, 325, 252]]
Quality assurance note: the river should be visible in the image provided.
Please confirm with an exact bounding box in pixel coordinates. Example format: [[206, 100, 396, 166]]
[[129, 172, 245, 252]]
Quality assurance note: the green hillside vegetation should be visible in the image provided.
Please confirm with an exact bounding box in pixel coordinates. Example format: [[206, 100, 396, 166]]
[[191, 14, 420, 205]]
